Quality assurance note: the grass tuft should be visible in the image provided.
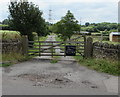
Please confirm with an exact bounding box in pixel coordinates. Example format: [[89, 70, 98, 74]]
[[50, 59, 58, 64], [50, 56, 60, 64], [74, 56, 119, 76]]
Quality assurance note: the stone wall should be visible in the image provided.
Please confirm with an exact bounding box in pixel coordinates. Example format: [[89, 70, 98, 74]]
[[1, 39, 22, 54], [93, 42, 120, 60]]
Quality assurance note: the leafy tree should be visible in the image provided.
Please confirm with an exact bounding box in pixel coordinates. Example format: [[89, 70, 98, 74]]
[[8, 1, 48, 41], [54, 10, 80, 41], [96, 22, 118, 31], [91, 23, 97, 26], [2, 19, 9, 25], [85, 22, 90, 26], [81, 22, 118, 33], [118, 23, 120, 32]]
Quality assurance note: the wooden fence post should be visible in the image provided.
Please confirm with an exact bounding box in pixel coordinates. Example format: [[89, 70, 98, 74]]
[[84, 37, 93, 58], [51, 42, 53, 58], [84, 35, 87, 58], [22, 35, 28, 56]]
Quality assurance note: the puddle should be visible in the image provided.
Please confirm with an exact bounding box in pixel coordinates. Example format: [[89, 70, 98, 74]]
[[18, 73, 74, 88], [18, 74, 50, 82]]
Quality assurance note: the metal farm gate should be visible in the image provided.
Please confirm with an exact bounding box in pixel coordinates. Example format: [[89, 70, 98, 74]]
[[27, 36, 86, 57]]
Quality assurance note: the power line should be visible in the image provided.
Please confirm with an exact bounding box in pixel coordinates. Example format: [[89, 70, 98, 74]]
[[48, 8, 52, 23], [80, 17, 82, 25]]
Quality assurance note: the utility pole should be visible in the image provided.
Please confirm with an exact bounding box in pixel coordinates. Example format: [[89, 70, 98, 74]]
[[79, 17, 82, 34], [48, 7, 52, 34], [48, 8, 52, 24], [10, 0, 28, 2], [20, 0, 28, 2]]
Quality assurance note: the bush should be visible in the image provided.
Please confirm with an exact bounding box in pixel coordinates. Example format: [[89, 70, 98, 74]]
[[103, 36, 109, 41]]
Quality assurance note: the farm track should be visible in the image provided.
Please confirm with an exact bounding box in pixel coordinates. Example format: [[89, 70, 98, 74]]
[[2, 35, 118, 95]]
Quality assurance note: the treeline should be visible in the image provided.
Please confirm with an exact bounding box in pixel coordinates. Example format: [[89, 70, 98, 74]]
[[81, 22, 118, 34], [0, 19, 11, 30], [0, 1, 119, 41], [1, 1, 49, 41]]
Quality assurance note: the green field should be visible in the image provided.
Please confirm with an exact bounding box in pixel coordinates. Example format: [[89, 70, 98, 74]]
[[71, 34, 120, 45], [0, 24, 8, 27], [0, 30, 21, 39]]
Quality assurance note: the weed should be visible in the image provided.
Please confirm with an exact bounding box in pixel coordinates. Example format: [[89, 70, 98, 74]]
[[50, 56, 60, 64], [50, 59, 58, 64], [0, 63, 12, 67]]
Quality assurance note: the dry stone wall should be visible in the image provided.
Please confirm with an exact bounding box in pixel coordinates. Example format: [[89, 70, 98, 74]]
[[1, 39, 22, 54], [93, 42, 120, 60]]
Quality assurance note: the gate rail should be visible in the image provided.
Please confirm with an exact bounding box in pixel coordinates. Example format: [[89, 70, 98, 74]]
[[21, 35, 93, 58], [28, 40, 85, 57]]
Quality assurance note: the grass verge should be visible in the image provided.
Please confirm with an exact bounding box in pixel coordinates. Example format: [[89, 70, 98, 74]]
[[74, 56, 119, 76], [50, 56, 60, 64], [1, 53, 32, 67], [0, 30, 21, 40]]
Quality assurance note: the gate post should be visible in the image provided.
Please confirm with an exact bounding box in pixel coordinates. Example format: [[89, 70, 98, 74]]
[[84, 37, 93, 58], [21, 35, 28, 56]]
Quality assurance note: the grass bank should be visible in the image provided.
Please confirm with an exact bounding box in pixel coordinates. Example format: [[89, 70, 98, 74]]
[[1, 53, 32, 67], [0, 30, 21, 40], [74, 56, 119, 76]]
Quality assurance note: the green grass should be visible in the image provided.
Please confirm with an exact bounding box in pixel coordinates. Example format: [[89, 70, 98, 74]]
[[55, 35, 63, 41], [0, 63, 12, 67], [50, 56, 60, 64], [50, 59, 58, 64], [38, 36, 48, 41], [0, 30, 21, 40], [0, 24, 9, 27], [74, 56, 119, 76], [2, 53, 26, 62], [72, 34, 120, 45], [1, 53, 32, 67], [28, 36, 48, 55], [102, 41, 120, 45]]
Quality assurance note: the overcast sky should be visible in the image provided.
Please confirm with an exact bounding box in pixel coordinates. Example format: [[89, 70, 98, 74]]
[[0, 0, 119, 24]]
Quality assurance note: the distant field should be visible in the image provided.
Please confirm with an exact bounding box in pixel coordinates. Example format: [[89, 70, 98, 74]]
[[0, 30, 21, 39], [72, 35, 120, 45], [0, 24, 8, 27]]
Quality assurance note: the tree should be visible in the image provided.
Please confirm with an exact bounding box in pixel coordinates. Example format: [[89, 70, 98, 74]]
[[8, 1, 48, 41], [2, 19, 9, 25], [54, 10, 80, 41], [85, 22, 90, 26], [118, 23, 120, 32]]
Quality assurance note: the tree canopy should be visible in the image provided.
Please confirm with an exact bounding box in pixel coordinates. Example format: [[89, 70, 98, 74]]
[[85, 22, 90, 26], [52, 10, 80, 41], [81, 22, 118, 34], [8, 1, 48, 41], [2, 19, 9, 25]]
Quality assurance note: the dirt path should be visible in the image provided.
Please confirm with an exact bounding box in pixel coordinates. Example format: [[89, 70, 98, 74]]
[[2, 35, 118, 95]]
